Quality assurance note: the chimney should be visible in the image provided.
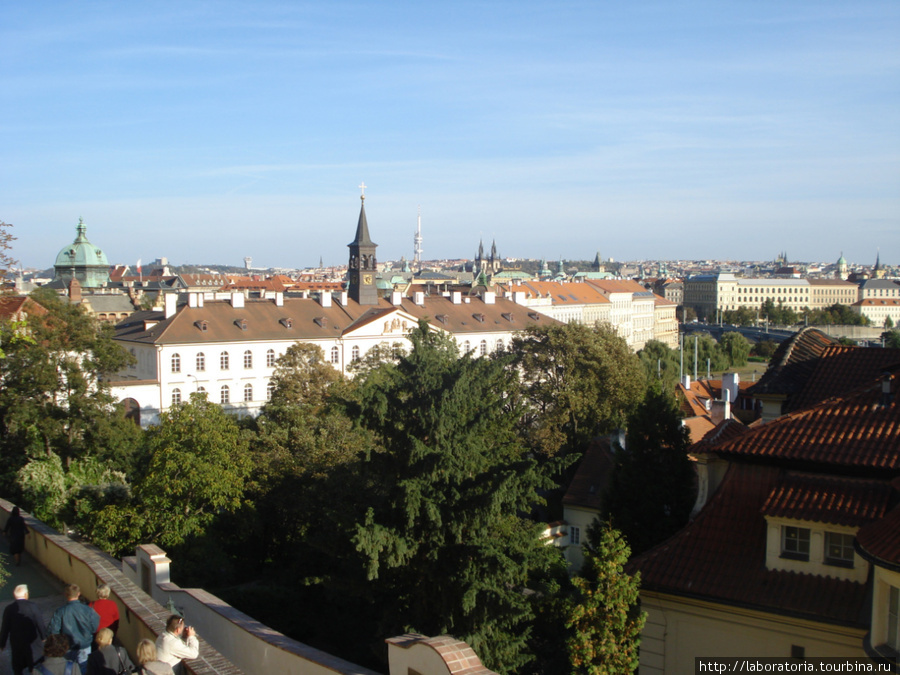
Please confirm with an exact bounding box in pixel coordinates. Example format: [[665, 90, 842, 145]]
[[231, 292, 245, 309], [339, 291, 348, 306], [722, 372, 739, 404], [414, 291, 425, 306], [682, 374, 691, 390], [484, 291, 495, 304], [710, 398, 731, 425], [188, 293, 199, 308], [320, 292, 332, 308], [451, 291, 462, 305], [275, 292, 284, 307], [513, 291, 526, 305], [391, 291, 402, 306], [164, 293, 178, 319]]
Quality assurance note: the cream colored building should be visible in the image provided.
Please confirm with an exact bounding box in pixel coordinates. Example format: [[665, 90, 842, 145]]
[[684, 273, 858, 319], [852, 298, 900, 328], [497, 280, 676, 350]]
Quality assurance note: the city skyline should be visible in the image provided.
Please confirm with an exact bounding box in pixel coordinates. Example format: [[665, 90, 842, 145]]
[[3, 2, 898, 269]]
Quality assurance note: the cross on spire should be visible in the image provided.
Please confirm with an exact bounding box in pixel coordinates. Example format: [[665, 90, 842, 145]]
[[358, 182, 367, 200]]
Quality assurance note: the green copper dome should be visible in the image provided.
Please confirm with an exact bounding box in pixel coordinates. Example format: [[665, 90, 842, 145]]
[[53, 219, 110, 288]]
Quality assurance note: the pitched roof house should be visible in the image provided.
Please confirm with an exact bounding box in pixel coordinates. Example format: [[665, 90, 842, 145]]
[[631, 369, 900, 672]]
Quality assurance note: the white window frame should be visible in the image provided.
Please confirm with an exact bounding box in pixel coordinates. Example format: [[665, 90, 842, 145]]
[[781, 525, 810, 561]]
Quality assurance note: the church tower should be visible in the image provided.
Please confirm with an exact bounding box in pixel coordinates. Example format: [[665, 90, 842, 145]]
[[348, 184, 379, 306]]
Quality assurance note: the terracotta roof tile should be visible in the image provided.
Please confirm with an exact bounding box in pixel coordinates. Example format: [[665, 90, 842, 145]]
[[856, 502, 900, 567], [711, 373, 900, 472], [789, 345, 900, 411], [748, 328, 840, 398], [631, 463, 868, 626], [761, 474, 893, 527]]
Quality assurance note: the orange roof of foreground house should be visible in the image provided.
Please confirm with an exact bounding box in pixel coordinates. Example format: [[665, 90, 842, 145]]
[[748, 328, 840, 399], [631, 463, 870, 627], [760, 473, 893, 527], [714, 372, 900, 472], [788, 345, 900, 411]]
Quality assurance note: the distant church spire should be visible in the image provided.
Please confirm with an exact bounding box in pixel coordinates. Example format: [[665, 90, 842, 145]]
[[348, 183, 378, 305], [413, 206, 423, 270]]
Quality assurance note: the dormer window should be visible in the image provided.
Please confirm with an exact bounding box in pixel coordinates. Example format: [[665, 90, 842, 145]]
[[528, 312, 541, 321], [824, 532, 854, 568], [473, 313, 485, 323], [280, 318, 293, 329], [314, 317, 326, 328], [195, 320, 208, 332], [436, 314, 449, 325], [236, 319, 248, 331], [501, 312, 514, 322], [781, 526, 810, 561]]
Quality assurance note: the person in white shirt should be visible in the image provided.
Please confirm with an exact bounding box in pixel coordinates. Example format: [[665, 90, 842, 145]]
[[154, 616, 198, 675]]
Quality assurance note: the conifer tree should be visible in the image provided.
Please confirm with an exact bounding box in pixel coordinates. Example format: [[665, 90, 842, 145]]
[[352, 321, 563, 673], [604, 385, 695, 556], [566, 521, 645, 674]]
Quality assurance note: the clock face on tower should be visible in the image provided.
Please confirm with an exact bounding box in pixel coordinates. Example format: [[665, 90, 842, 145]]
[[363, 274, 373, 285]]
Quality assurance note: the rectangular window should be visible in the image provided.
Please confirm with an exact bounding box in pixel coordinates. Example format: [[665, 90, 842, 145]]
[[570, 526, 581, 546], [824, 532, 854, 568], [781, 526, 810, 561]]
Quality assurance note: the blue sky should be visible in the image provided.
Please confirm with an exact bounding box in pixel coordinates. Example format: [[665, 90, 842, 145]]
[[2, 1, 898, 270]]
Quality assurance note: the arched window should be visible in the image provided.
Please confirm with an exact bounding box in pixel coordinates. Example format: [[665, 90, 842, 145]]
[[330, 346, 339, 364], [197, 386, 206, 395], [243, 383, 253, 402], [220, 351, 230, 370], [351, 345, 360, 361], [171, 388, 182, 405], [244, 350, 253, 369], [463, 340, 471, 353], [196, 352, 205, 372], [171, 353, 181, 373], [266, 349, 276, 367], [220, 385, 230, 404], [495, 339, 504, 352], [267, 383, 275, 400], [479, 340, 487, 355]]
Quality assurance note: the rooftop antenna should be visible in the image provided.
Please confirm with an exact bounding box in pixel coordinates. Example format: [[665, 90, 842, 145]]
[[413, 205, 423, 270]]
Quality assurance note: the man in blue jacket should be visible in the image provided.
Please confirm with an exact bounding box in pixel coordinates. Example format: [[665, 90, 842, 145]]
[[47, 584, 99, 674]]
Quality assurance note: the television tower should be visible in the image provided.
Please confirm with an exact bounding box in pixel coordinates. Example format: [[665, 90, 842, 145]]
[[413, 206, 423, 270]]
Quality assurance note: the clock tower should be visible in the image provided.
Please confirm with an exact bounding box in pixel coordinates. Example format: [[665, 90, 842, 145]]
[[348, 183, 379, 306]]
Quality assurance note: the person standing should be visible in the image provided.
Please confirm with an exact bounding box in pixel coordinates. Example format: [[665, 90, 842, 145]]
[[4, 507, 29, 566], [85, 629, 132, 675], [47, 585, 99, 674], [88, 585, 118, 647], [134, 639, 173, 675], [0, 584, 46, 675], [154, 616, 198, 675]]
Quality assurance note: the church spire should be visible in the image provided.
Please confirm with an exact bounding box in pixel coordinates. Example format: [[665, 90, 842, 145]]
[[348, 183, 379, 305]]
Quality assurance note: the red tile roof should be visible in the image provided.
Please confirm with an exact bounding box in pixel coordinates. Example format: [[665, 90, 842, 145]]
[[749, 328, 840, 398], [709, 373, 900, 473], [760, 474, 893, 527], [856, 502, 900, 567], [789, 345, 900, 411], [631, 463, 869, 626]]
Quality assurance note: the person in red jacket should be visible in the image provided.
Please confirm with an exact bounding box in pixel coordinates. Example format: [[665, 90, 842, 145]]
[[89, 585, 119, 648]]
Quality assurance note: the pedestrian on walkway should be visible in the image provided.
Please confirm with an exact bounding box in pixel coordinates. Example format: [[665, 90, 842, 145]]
[[4, 507, 29, 567], [47, 585, 99, 674], [0, 584, 46, 675]]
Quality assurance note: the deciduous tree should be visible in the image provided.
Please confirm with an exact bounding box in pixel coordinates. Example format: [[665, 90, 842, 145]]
[[511, 323, 646, 457]]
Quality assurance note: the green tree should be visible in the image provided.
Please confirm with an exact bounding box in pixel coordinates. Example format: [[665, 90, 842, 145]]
[[511, 322, 646, 457], [92, 395, 251, 553], [604, 386, 695, 556], [719, 331, 751, 368], [0, 221, 15, 283], [751, 339, 778, 360], [882, 330, 900, 349], [565, 521, 645, 674], [351, 322, 564, 673], [638, 340, 681, 391], [0, 289, 139, 498], [681, 332, 728, 376], [885, 316, 894, 329]]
